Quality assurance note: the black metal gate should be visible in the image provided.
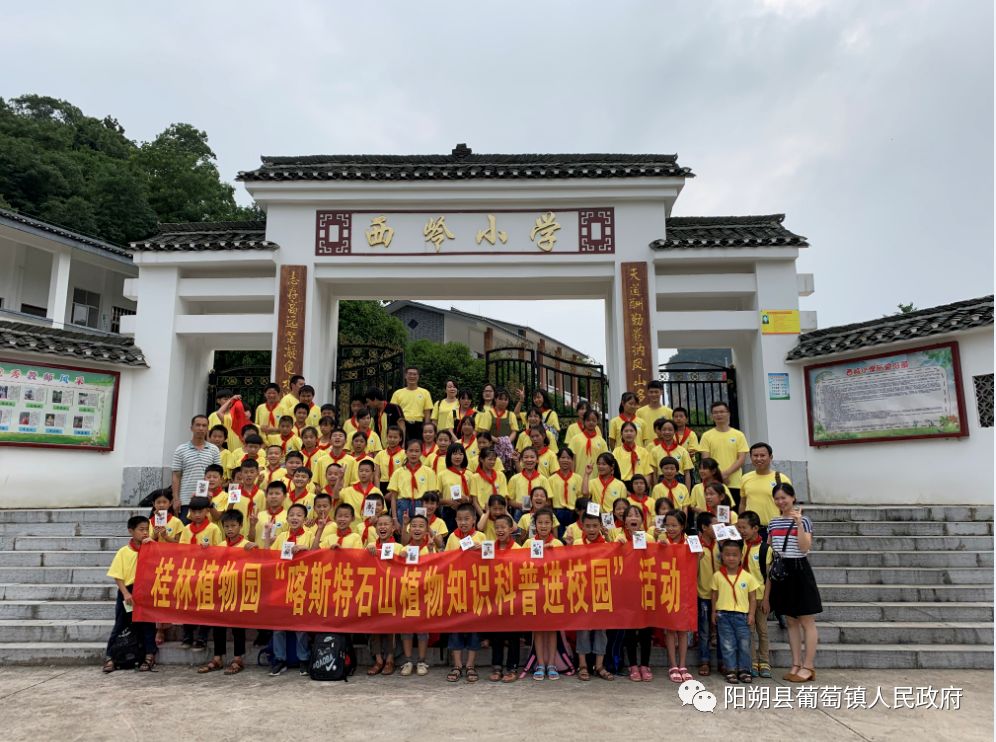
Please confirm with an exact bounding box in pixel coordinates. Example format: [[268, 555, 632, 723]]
[[332, 344, 405, 421], [657, 361, 739, 436], [485, 346, 609, 435], [205, 365, 272, 415]]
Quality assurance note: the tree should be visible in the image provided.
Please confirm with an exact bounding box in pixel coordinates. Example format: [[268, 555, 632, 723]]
[[406, 339, 487, 400], [337, 300, 408, 348], [896, 302, 917, 314]]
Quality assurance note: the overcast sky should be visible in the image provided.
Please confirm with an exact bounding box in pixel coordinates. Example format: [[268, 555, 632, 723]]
[[4, 1, 992, 366]]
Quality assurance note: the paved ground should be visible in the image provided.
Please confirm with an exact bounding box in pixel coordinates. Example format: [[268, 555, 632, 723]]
[[0, 666, 990, 741]]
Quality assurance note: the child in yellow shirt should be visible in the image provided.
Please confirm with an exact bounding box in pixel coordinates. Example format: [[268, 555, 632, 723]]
[[476, 494, 511, 541], [318, 503, 364, 549], [736, 511, 772, 678], [267, 503, 312, 675], [696, 511, 722, 676], [711, 540, 760, 684], [657, 509, 693, 682], [581, 453, 628, 510], [148, 490, 183, 543], [573, 511, 615, 682], [612, 420, 652, 485], [103, 515, 156, 673], [445, 503, 485, 682], [523, 509, 563, 681]]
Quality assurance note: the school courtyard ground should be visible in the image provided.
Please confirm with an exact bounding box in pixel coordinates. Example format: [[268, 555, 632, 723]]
[[1, 666, 990, 741]]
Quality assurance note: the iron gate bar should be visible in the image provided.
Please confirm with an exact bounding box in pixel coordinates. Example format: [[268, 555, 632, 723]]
[[332, 344, 406, 422], [206, 365, 272, 416], [657, 361, 739, 436]]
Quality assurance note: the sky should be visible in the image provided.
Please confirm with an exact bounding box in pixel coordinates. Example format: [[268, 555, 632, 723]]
[[3, 0, 992, 367]]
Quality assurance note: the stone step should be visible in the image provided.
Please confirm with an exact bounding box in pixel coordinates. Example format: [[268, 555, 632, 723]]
[[811, 567, 993, 585], [801, 504, 993, 522], [809, 550, 994, 568], [815, 521, 993, 536], [0, 583, 117, 601], [818, 583, 992, 603], [8, 536, 129, 552], [813, 535, 993, 552], [0, 508, 146, 524], [0, 619, 114, 642], [0, 601, 114, 620], [0, 551, 115, 568], [0, 523, 141, 537], [820, 601, 994, 622], [0, 567, 110, 584]]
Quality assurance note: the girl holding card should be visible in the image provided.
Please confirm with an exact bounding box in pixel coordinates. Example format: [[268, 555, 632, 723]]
[[660, 510, 694, 682], [615, 505, 653, 681], [523, 509, 563, 680]]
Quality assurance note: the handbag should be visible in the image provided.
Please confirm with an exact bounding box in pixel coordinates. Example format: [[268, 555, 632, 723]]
[[767, 525, 794, 583]]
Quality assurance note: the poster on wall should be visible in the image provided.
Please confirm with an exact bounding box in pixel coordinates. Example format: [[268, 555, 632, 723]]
[[0, 359, 119, 451], [804, 341, 967, 446]]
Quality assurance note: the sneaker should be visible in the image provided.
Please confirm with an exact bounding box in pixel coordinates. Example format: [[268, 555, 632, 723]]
[[269, 661, 287, 676], [400, 661, 415, 677], [300, 665, 309, 676], [546, 667, 560, 681], [416, 661, 429, 676]]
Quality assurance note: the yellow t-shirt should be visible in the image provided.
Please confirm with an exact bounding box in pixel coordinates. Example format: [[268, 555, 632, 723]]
[[211, 491, 255, 538], [150, 514, 185, 542], [652, 481, 695, 510], [742, 540, 771, 598], [427, 515, 449, 541], [284, 489, 316, 517], [470, 469, 509, 506], [607, 415, 645, 445], [107, 543, 141, 585], [445, 529, 487, 551], [697, 540, 722, 599], [568, 432, 609, 478], [649, 442, 694, 475], [373, 447, 407, 484], [523, 537, 564, 550], [532, 447, 559, 479], [297, 448, 330, 488], [254, 508, 289, 543], [739, 471, 792, 526], [711, 568, 761, 613], [506, 472, 550, 507], [517, 511, 561, 538], [267, 432, 303, 452], [388, 464, 437, 502], [179, 521, 224, 547], [353, 430, 383, 454], [271, 527, 317, 551], [563, 421, 602, 446], [432, 398, 461, 433], [676, 427, 700, 454], [636, 404, 674, 446], [612, 444, 653, 480], [545, 471, 582, 509], [324, 451, 358, 487], [319, 529, 364, 549], [564, 522, 621, 544], [254, 402, 285, 431], [587, 476, 629, 511], [390, 387, 433, 423], [347, 454, 378, 484], [262, 465, 287, 486], [437, 467, 472, 505], [230, 448, 267, 472], [208, 411, 242, 454], [697, 428, 750, 488], [691, 483, 734, 509], [418, 443, 444, 469], [515, 428, 557, 452]]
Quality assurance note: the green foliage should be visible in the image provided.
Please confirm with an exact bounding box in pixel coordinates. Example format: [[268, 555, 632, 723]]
[[337, 300, 408, 349], [897, 302, 917, 314], [0, 94, 251, 244], [406, 339, 487, 400]]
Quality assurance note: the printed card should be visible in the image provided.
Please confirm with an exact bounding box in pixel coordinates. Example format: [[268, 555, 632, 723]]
[[716, 505, 730, 524], [362, 500, 378, 518], [601, 513, 614, 529], [459, 535, 474, 551], [724, 525, 742, 541], [521, 496, 532, 511], [530, 541, 544, 559], [586, 501, 601, 516], [654, 515, 666, 530], [380, 542, 396, 560], [195, 480, 209, 498], [405, 545, 419, 564], [450, 484, 462, 501], [687, 535, 704, 553], [632, 531, 647, 549], [280, 541, 295, 560], [227, 486, 242, 504], [415, 507, 427, 517], [711, 523, 727, 540], [153, 510, 167, 528], [481, 541, 495, 560]]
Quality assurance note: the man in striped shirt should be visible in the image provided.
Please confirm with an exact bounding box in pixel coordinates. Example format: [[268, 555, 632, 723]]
[[171, 414, 222, 520]]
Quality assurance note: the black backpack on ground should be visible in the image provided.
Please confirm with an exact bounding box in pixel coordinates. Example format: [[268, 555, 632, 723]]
[[108, 627, 143, 670], [308, 633, 353, 681]]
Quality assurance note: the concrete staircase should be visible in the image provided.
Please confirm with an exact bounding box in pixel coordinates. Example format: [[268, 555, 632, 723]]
[[0, 504, 991, 668]]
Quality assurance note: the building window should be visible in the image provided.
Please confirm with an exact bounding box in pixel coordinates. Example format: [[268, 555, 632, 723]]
[[19, 303, 47, 318], [111, 306, 135, 334], [974, 374, 994, 428], [407, 319, 419, 329], [71, 288, 101, 329]]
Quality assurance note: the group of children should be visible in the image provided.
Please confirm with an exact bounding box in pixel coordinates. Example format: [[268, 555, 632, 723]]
[[104, 377, 785, 685]]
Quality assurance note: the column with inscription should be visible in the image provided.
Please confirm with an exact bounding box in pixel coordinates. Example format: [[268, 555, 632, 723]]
[[275, 265, 307, 392], [620, 262, 654, 403]]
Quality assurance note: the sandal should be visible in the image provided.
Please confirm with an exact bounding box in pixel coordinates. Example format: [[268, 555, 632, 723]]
[[628, 665, 641, 682], [102, 658, 115, 674], [502, 671, 517, 683], [533, 664, 546, 681], [466, 666, 479, 683], [197, 658, 224, 673], [546, 667, 559, 680], [137, 654, 156, 672], [724, 671, 739, 683], [595, 666, 615, 681], [447, 667, 462, 682], [578, 666, 591, 681], [668, 666, 683, 683], [802, 667, 816, 681], [738, 671, 753, 683], [367, 658, 385, 676], [489, 667, 503, 682], [758, 664, 772, 679], [224, 659, 245, 675], [382, 657, 395, 676], [782, 664, 801, 681], [679, 667, 693, 682]]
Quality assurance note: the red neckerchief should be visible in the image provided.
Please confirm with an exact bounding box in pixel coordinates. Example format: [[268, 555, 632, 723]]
[[743, 537, 762, 570], [348, 415, 358, 431], [614, 518, 623, 530], [539, 532, 555, 545], [209, 486, 223, 499], [287, 527, 306, 543], [453, 527, 476, 540], [537, 446, 550, 458], [496, 538, 516, 551], [410, 534, 430, 550], [301, 446, 320, 468], [317, 442, 331, 452], [385, 446, 403, 477], [225, 535, 245, 547], [660, 478, 680, 496], [598, 474, 617, 493], [128, 539, 142, 552], [375, 536, 396, 548], [631, 493, 651, 523], [493, 407, 508, 421], [405, 462, 422, 498], [460, 434, 475, 449], [522, 469, 540, 486], [556, 469, 574, 484], [428, 514, 440, 527], [622, 442, 638, 475], [619, 413, 636, 424], [720, 566, 746, 607], [352, 482, 375, 497], [266, 465, 282, 483], [335, 526, 353, 539], [265, 506, 284, 519], [677, 427, 692, 446], [666, 533, 686, 545], [357, 428, 372, 442], [658, 439, 680, 456], [187, 520, 210, 536], [422, 443, 437, 459], [289, 488, 310, 503], [478, 467, 499, 495], [582, 533, 606, 545], [328, 449, 349, 466], [702, 538, 717, 562], [361, 523, 374, 543], [581, 428, 598, 455], [264, 401, 280, 427], [240, 489, 256, 519], [448, 467, 470, 496], [294, 422, 306, 436]]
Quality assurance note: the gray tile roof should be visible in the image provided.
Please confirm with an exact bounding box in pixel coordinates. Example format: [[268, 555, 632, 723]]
[[129, 221, 277, 251], [0, 207, 132, 259], [0, 319, 147, 367], [787, 295, 994, 361], [651, 214, 808, 250], [237, 145, 693, 182]]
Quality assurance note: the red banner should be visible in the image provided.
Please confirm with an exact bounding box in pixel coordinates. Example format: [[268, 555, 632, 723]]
[[133, 541, 697, 633]]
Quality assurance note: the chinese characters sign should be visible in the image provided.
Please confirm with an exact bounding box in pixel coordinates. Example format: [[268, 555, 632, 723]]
[[0, 359, 119, 451], [621, 262, 654, 402], [275, 266, 307, 393], [760, 309, 801, 335], [134, 541, 697, 633], [805, 342, 968, 446], [316, 209, 615, 256]]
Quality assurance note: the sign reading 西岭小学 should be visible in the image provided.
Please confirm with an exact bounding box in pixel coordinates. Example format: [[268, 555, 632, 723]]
[[804, 341, 968, 446], [0, 359, 119, 451], [315, 209, 615, 256]]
